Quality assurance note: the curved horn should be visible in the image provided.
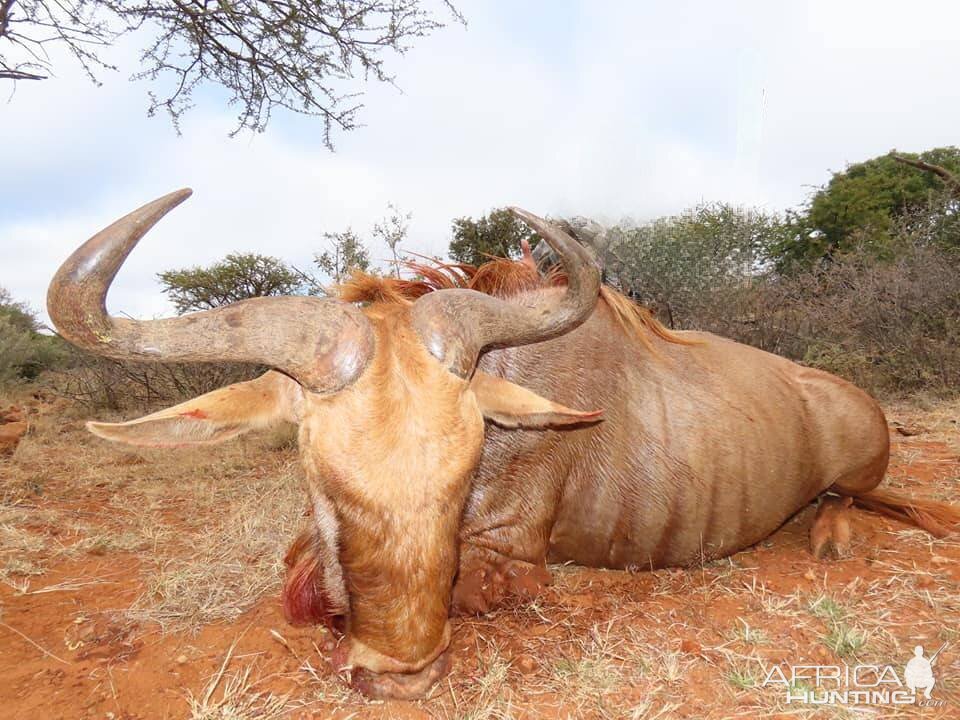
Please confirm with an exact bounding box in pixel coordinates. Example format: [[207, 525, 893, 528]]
[[410, 208, 601, 377], [47, 189, 374, 394]]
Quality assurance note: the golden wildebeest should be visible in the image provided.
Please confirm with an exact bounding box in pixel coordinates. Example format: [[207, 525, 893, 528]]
[[48, 189, 958, 699]]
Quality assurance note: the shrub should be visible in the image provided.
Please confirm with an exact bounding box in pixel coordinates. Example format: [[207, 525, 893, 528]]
[[572, 208, 960, 397], [0, 289, 69, 387], [671, 239, 959, 396], [46, 354, 263, 412], [0, 316, 37, 387], [598, 203, 786, 329]]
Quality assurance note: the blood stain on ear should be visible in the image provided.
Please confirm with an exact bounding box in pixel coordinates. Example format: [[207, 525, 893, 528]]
[[178, 409, 209, 419]]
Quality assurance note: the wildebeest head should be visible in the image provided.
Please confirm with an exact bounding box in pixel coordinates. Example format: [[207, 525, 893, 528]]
[[47, 189, 602, 698]]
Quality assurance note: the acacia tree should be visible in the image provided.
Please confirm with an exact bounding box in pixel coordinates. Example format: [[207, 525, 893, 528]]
[[373, 202, 411, 277], [448, 208, 538, 266], [158, 252, 304, 313], [314, 229, 371, 284], [1, 1, 462, 144]]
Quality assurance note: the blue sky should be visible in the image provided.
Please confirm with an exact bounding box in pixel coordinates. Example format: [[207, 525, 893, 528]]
[[2, 0, 959, 322]]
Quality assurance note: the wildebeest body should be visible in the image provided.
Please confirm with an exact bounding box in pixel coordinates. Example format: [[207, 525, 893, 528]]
[[462, 291, 888, 575]]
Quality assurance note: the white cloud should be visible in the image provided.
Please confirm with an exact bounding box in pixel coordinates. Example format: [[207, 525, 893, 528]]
[[2, 0, 959, 324]]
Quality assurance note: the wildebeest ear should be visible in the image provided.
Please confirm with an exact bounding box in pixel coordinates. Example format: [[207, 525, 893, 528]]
[[86, 371, 303, 447], [470, 371, 603, 429]]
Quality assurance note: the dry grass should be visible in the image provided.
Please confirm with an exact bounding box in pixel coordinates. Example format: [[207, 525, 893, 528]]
[[0, 387, 305, 631], [546, 620, 647, 714], [125, 466, 302, 632], [0, 501, 60, 582], [438, 642, 515, 720], [186, 640, 292, 720]]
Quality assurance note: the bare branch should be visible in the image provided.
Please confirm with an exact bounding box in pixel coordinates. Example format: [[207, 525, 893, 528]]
[[0, 67, 44, 79], [1, 1, 462, 144], [891, 153, 960, 198]]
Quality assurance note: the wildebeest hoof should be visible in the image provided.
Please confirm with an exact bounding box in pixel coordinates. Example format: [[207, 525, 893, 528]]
[[810, 496, 853, 560], [502, 560, 552, 598], [451, 560, 552, 615], [451, 565, 506, 615]]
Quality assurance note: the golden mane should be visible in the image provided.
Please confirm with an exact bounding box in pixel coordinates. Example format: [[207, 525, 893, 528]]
[[335, 256, 689, 352]]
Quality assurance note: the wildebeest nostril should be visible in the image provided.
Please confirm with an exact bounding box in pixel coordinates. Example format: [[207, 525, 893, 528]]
[[350, 650, 453, 700]]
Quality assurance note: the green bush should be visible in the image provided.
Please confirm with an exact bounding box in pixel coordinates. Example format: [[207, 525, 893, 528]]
[[772, 147, 960, 268], [0, 315, 37, 386], [0, 289, 69, 387]]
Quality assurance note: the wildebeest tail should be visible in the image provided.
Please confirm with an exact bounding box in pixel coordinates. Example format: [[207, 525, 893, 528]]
[[850, 488, 960, 538]]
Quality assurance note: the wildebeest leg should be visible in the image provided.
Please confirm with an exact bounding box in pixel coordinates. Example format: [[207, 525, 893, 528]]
[[809, 495, 853, 560], [811, 450, 882, 560], [799, 369, 888, 553], [801, 375, 889, 559], [452, 463, 561, 615]]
